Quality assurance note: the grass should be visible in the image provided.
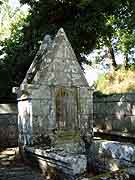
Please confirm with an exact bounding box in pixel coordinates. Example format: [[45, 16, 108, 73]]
[[96, 69, 135, 94]]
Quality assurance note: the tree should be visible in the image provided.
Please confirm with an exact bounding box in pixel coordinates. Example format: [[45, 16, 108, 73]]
[[0, 0, 29, 98], [19, 0, 135, 69], [116, 29, 135, 69], [1, 0, 135, 97], [114, 3, 135, 69], [96, 0, 135, 70], [0, 0, 12, 40], [19, 0, 127, 63]]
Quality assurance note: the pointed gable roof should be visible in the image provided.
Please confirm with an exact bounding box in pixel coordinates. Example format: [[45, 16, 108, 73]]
[[21, 28, 89, 87]]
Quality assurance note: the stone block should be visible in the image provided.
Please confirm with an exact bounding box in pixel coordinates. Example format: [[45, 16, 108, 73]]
[[112, 117, 131, 132], [32, 100, 41, 115], [130, 116, 135, 131], [94, 140, 135, 168], [32, 85, 52, 99], [25, 146, 87, 176]]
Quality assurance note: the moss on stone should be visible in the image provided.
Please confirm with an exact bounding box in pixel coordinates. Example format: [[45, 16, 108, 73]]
[[56, 130, 80, 144]]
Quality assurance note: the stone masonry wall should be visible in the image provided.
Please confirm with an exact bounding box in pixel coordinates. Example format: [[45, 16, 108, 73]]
[[0, 103, 18, 147], [16, 28, 93, 178], [79, 87, 93, 130], [17, 28, 93, 148], [94, 93, 135, 135]]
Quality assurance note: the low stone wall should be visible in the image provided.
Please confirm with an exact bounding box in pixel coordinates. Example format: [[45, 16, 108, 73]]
[[94, 93, 135, 135], [0, 103, 18, 147]]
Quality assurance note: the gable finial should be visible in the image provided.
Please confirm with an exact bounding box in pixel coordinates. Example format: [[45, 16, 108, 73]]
[[58, 27, 65, 33], [56, 27, 67, 38]]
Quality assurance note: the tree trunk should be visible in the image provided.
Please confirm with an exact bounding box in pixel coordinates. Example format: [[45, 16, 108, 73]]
[[106, 35, 117, 71], [124, 54, 129, 70], [108, 46, 117, 70]]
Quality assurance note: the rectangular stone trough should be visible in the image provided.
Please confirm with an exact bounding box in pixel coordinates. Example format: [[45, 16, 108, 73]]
[[24, 146, 87, 179]]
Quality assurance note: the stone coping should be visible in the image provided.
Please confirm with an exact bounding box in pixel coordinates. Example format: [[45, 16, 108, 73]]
[[94, 130, 135, 141]]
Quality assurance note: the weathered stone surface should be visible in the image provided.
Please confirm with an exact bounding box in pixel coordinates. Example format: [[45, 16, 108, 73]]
[[0, 104, 17, 114], [0, 166, 45, 180], [127, 167, 135, 176], [17, 28, 93, 146], [93, 140, 135, 170], [25, 146, 87, 176], [0, 103, 18, 147], [94, 93, 135, 135], [18, 98, 32, 145], [16, 28, 93, 179], [0, 147, 45, 180]]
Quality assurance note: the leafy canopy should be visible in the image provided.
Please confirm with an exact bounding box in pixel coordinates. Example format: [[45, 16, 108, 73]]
[[0, 0, 135, 97]]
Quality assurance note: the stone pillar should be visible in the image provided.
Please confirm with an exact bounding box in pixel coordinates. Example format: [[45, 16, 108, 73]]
[[18, 97, 33, 146]]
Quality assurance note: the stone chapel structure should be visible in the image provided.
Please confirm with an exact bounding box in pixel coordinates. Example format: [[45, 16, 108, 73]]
[[16, 28, 93, 146]]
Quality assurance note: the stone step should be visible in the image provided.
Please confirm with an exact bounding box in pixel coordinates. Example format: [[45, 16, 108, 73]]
[[0, 155, 15, 160], [0, 148, 17, 168], [7, 155, 16, 161], [0, 170, 32, 177], [0, 154, 8, 159], [0, 166, 45, 180], [0, 148, 45, 180], [0, 166, 32, 172], [0, 175, 45, 180], [0, 161, 12, 166], [1, 150, 16, 155], [0, 148, 17, 155], [5, 176, 45, 180], [0, 156, 16, 166]]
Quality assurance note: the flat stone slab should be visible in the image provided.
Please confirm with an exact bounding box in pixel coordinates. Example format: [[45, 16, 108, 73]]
[[92, 140, 135, 170], [25, 146, 87, 176]]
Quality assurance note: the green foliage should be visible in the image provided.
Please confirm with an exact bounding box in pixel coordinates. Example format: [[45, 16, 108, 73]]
[[116, 29, 135, 54], [1, 0, 135, 98], [19, 0, 132, 63], [95, 1, 135, 69], [0, 2, 29, 98]]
